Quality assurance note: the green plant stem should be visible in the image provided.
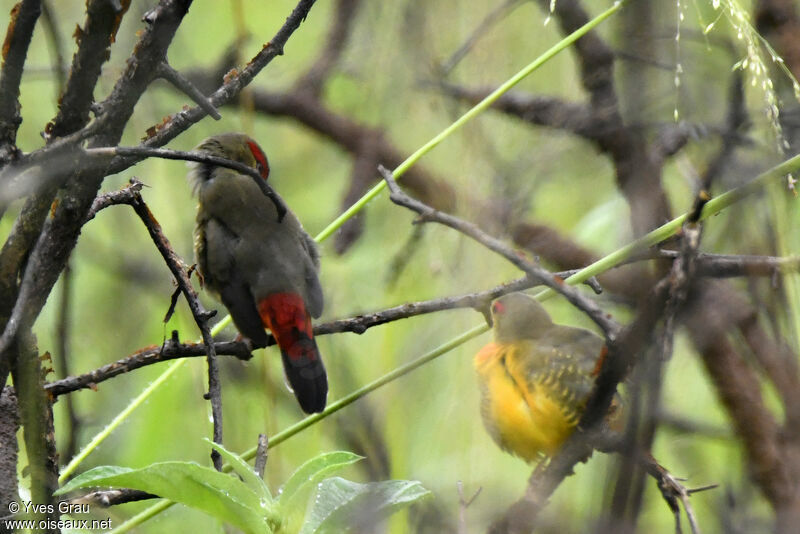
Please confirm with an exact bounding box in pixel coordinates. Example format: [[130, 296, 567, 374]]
[[534, 151, 800, 297], [313, 0, 628, 244], [242, 323, 489, 459], [59, 316, 233, 485], [109, 323, 489, 533], [58, 359, 187, 484], [107, 149, 800, 533]]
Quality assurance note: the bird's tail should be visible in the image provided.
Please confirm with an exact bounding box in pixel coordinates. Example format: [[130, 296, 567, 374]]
[[259, 293, 328, 413]]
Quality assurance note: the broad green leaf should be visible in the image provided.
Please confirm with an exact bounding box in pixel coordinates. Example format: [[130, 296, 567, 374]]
[[55, 462, 269, 534], [204, 438, 273, 503], [300, 477, 431, 534], [278, 451, 362, 511]]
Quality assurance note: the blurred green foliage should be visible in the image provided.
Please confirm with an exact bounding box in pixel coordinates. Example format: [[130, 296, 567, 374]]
[[2, 0, 798, 532]]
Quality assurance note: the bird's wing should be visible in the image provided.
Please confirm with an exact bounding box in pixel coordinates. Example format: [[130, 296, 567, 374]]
[[300, 231, 324, 318], [199, 218, 268, 346], [516, 328, 606, 422]]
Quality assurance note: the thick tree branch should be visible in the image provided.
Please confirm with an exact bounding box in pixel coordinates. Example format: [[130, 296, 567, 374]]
[[0, 0, 41, 165], [47, 0, 129, 141], [0, 2, 131, 392], [0, 0, 193, 391], [0, 387, 19, 522]]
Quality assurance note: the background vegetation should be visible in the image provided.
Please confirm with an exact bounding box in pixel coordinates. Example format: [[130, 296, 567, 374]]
[[2, 0, 800, 532]]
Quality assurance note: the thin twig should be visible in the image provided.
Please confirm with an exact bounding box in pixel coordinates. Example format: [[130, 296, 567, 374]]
[[39, 0, 67, 98], [457, 481, 482, 534], [85, 146, 287, 221], [438, 0, 523, 75], [85, 178, 146, 222], [45, 340, 250, 397], [641, 453, 716, 534], [379, 165, 621, 339], [126, 191, 223, 471], [55, 261, 80, 462], [45, 273, 592, 397], [156, 61, 221, 120]]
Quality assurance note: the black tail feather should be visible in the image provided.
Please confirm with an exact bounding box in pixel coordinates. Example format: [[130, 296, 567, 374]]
[[280, 336, 328, 414]]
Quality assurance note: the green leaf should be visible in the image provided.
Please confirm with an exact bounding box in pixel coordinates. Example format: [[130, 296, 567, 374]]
[[204, 438, 272, 503], [300, 477, 431, 534], [55, 462, 270, 534], [278, 451, 362, 511]]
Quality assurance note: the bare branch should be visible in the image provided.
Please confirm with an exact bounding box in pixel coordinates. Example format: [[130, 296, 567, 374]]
[[39, 0, 66, 97], [0, 0, 194, 392], [46, 273, 600, 397], [649, 250, 800, 278], [434, 83, 601, 141], [0, 0, 41, 164], [45, 339, 250, 397], [156, 61, 221, 120], [641, 453, 717, 534], [47, 0, 130, 140], [85, 178, 145, 221], [438, 0, 522, 75], [126, 191, 224, 471], [379, 165, 621, 339], [133, 0, 318, 150], [86, 146, 287, 221]]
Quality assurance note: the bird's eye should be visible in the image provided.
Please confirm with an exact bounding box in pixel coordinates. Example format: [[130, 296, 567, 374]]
[[492, 301, 505, 314]]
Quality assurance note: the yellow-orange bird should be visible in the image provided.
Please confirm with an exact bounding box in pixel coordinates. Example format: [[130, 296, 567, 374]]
[[474, 292, 616, 462]]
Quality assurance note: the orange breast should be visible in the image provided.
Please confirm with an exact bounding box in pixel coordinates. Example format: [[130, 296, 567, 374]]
[[474, 342, 578, 462]]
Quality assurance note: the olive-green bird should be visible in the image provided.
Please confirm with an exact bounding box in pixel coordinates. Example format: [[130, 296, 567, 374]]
[[474, 292, 617, 462]]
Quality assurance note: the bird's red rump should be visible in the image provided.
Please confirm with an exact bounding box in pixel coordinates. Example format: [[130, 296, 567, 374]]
[[258, 293, 315, 361], [246, 140, 270, 180]]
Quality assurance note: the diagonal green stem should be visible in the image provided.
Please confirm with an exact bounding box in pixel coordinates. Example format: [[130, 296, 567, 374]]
[[242, 323, 489, 458], [108, 149, 800, 533], [58, 359, 187, 484], [542, 151, 800, 294], [109, 323, 489, 533], [58, 317, 233, 484], [313, 0, 628, 243]]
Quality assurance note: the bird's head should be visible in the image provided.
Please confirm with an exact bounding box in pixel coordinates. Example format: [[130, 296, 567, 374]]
[[189, 132, 270, 192], [491, 292, 553, 343]]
